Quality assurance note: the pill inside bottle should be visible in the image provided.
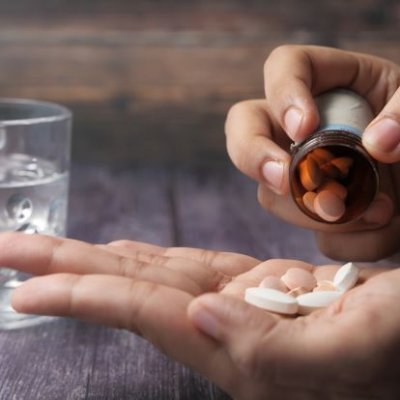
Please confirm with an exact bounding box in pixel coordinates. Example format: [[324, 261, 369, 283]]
[[289, 89, 379, 224]]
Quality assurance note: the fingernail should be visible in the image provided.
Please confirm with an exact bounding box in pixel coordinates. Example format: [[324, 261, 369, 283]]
[[362, 195, 393, 225], [262, 160, 285, 194], [363, 118, 400, 153], [284, 107, 303, 140], [190, 305, 219, 339]]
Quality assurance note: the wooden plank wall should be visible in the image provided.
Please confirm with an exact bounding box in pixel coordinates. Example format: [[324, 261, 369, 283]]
[[0, 0, 399, 166]]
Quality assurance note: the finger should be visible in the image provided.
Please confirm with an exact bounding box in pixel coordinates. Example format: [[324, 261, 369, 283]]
[[107, 240, 260, 276], [188, 293, 329, 397], [264, 45, 320, 141], [188, 292, 389, 397], [225, 99, 291, 195], [363, 86, 400, 163], [12, 274, 239, 394], [315, 215, 400, 261], [106, 239, 166, 254], [264, 45, 399, 142], [0, 232, 212, 295]]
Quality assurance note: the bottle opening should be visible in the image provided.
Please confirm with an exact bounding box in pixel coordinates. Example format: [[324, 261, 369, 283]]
[[289, 131, 379, 224]]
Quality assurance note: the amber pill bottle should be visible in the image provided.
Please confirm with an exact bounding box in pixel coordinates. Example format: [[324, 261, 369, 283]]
[[289, 89, 379, 224]]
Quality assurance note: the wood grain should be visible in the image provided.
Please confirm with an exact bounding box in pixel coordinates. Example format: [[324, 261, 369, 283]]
[[0, 0, 398, 165]]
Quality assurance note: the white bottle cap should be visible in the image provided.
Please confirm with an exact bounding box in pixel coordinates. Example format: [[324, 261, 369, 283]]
[[316, 89, 373, 137]]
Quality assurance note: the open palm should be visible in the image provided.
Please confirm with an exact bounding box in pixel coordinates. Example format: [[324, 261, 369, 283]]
[[3, 232, 400, 399]]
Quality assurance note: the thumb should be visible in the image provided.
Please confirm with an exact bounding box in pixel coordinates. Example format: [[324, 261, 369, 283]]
[[187, 293, 365, 397], [187, 293, 285, 375], [363, 86, 400, 163]]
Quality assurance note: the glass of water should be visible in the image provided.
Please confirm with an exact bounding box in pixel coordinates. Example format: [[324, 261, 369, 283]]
[[0, 98, 71, 330]]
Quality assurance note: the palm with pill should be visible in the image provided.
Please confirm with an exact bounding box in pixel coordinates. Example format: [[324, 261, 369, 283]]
[[4, 232, 400, 399]]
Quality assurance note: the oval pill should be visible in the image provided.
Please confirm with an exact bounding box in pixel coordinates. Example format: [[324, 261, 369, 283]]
[[333, 262, 359, 292], [281, 268, 317, 291], [310, 148, 334, 165], [330, 157, 353, 176], [259, 275, 288, 292], [299, 156, 322, 191], [297, 291, 342, 315], [244, 287, 298, 315], [314, 190, 345, 222]]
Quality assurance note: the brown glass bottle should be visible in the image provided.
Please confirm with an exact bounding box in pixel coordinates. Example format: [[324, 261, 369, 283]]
[[289, 89, 379, 224]]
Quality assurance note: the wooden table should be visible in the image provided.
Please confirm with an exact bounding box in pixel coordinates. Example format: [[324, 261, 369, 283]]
[[0, 163, 330, 399]]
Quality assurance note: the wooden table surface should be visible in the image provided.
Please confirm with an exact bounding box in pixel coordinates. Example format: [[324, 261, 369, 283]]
[[0, 163, 331, 400]]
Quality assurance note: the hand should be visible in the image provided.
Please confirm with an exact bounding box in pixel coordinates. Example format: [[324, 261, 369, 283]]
[[225, 45, 400, 261], [4, 232, 400, 399]]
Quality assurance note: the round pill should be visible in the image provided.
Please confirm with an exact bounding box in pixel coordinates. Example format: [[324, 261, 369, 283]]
[[333, 262, 359, 292], [281, 268, 317, 291], [313, 265, 339, 282], [244, 287, 298, 315], [314, 190, 345, 222], [259, 275, 288, 292], [297, 291, 342, 315], [302, 191, 317, 214]]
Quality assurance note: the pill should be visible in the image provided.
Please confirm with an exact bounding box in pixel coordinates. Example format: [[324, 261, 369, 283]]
[[313, 190, 345, 222], [288, 287, 309, 297], [313, 280, 336, 292], [310, 148, 334, 165], [281, 268, 317, 291], [333, 262, 359, 292], [259, 275, 288, 292], [313, 265, 338, 282], [330, 157, 353, 176], [320, 162, 342, 179], [244, 287, 298, 315], [297, 291, 342, 315], [317, 180, 347, 200], [299, 156, 322, 191], [302, 191, 317, 214]]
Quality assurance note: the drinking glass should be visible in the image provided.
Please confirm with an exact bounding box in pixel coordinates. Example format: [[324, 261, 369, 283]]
[[0, 98, 71, 330]]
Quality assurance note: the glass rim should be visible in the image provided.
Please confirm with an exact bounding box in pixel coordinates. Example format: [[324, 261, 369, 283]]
[[0, 98, 72, 126]]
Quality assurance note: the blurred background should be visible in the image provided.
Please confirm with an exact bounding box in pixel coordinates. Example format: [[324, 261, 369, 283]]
[[0, 0, 399, 168]]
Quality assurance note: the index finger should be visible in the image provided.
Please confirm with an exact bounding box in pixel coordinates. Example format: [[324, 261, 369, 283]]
[[264, 45, 396, 142], [225, 99, 291, 195]]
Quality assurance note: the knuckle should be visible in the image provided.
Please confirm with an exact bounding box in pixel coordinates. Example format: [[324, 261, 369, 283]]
[[125, 280, 159, 333], [46, 238, 66, 274], [137, 252, 168, 266], [116, 252, 170, 277], [116, 255, 146, 277], [264, 44, 299, 72], [225, 100, 253, 134]]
